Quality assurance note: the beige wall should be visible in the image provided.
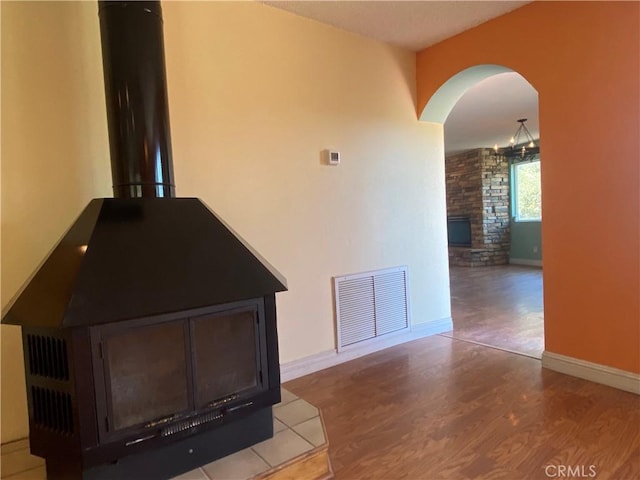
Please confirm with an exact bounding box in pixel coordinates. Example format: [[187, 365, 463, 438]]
[[1, 1, 112, 443], [1, 1, 450, 443]]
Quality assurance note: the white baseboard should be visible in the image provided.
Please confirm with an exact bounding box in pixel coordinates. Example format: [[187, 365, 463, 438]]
[[542, 351, 640, 395], [280, 317, 453, 382], [509, 258, 542, 267]]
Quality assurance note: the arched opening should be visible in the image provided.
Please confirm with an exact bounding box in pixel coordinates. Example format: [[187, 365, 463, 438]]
[[420, 64, 512, 123], [423, 65, 544, 358]]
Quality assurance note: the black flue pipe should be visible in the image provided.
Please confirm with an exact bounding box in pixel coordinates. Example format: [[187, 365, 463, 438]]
[[98, 1, 175, 198]]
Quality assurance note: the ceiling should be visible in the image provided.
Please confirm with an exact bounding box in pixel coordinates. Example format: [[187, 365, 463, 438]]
[[263, 1, 538, 154], [263, 1, 530, 52]]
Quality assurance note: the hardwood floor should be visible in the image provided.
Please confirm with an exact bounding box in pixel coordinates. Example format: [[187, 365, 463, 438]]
[[284, 335, 640, 479], [443, 265, 544, 358]]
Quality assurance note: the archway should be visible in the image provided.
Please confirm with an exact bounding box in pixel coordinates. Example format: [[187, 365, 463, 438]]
[[423, 65, 544, 358], [420, 64, 512, 123]]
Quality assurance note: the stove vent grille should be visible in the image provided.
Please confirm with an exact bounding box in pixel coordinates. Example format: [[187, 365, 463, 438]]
[[31, 386, 74, 435], [26, 334, 69, 381]]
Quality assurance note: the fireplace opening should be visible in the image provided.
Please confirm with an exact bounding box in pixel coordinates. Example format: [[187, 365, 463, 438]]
[[91, 299, 270, 445], [447, 215, 472, 247]]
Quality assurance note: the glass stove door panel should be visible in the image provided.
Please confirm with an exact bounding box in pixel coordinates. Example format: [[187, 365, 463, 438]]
[[105, 321, 190, 431], [191, 309, 259, 407]]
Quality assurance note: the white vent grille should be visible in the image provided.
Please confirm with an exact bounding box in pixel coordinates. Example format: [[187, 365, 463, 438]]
[[334, 266, 410, 351]]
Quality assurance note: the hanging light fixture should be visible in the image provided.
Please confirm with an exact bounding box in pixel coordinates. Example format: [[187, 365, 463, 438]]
[[492, 118, 540, 163]]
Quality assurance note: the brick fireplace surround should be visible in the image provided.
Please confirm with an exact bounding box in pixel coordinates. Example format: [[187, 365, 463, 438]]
[[445, 148, 510, 267]]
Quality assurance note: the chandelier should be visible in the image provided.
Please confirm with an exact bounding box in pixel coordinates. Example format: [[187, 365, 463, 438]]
[[493, 118, 540, 163]]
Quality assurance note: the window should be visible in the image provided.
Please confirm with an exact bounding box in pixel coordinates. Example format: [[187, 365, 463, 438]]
[[512, 159, 541, 221]]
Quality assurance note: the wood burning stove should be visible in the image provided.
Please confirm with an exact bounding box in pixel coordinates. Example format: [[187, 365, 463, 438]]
[[2, 1, 287, 478], [16, 293, 282, 479]]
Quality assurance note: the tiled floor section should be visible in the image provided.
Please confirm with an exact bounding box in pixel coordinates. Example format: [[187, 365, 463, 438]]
[[0, 390, 325, 480]]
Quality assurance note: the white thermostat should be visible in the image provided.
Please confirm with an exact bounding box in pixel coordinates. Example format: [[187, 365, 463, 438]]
[[323, 149, 340, 165]]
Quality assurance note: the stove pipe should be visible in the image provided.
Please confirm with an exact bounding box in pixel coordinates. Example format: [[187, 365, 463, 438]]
[[98, 1, 175, 198]]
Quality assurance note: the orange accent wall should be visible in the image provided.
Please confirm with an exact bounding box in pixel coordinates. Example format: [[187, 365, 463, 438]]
[[417, 1, 640, 373]]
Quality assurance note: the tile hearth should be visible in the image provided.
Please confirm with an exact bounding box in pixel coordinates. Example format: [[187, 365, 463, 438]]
[[0, 390, 331, 480]]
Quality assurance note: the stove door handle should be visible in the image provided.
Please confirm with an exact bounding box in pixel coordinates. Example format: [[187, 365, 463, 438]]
[[144, 414, 177, 429], [125, 433, 157, 446]]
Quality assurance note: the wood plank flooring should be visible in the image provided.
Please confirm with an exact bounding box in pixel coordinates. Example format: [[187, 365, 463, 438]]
[[443, 266, 544, 358], [284, 335, 640, 479]]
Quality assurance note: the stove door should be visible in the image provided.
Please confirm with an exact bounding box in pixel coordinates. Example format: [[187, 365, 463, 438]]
[[190, 302, 267, 409]]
